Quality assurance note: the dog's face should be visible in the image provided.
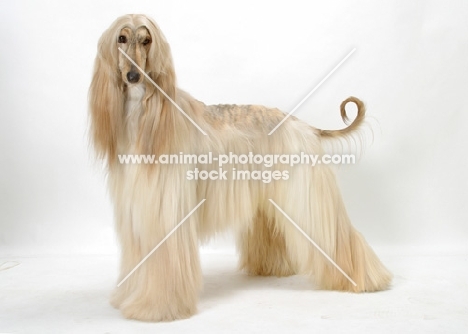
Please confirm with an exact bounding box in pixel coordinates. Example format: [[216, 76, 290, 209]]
[[117, 26, 152, 85]]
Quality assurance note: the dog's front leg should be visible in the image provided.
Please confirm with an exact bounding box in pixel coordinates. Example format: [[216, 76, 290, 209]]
[[115, 211, 202, 322], [109, 167, 203, 321]]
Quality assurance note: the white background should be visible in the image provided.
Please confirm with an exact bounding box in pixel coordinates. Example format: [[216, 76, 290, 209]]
[[1, 0, 467, 256]]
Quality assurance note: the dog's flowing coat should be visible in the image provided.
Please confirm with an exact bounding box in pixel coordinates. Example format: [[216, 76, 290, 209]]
[[89, 14, 392, 321]]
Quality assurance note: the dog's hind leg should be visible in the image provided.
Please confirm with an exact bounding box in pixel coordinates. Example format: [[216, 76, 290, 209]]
[[269, 165, 392, 292], [237, 211, 295, 277]]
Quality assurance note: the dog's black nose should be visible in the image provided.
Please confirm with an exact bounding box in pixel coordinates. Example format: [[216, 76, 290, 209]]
[[127, 71, 141, 83]]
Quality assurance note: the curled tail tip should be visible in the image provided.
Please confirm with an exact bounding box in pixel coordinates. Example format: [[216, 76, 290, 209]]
[[320, 96, 366, 138]]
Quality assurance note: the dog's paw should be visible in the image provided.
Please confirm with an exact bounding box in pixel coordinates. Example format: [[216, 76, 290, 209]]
[[120, 299, 196, 322], [359, 269, 393, 293], [329, 267, 393, 293]]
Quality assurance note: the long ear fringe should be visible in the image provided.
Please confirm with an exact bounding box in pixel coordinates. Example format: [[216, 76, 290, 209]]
[[89, 55, 124, 163], [136, 15, 187, 155], [137, 63, 183, 155], [89, 15, 136, 165]]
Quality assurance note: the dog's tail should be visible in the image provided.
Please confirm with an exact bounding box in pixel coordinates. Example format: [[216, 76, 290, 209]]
[[319, 97, 365, 138]]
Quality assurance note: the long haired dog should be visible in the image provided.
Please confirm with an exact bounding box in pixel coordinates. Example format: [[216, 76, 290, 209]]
[[89, 14, 391, 321]]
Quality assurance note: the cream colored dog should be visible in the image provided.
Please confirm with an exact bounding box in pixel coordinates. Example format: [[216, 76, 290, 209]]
[[89, 14, 392, 321]]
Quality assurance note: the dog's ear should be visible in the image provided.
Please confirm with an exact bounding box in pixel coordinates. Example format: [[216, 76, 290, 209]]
[[140, 17, 179, 154], [153, 36, 176, 127], [89, 23, 125, 163], [144, 17, 176, 101]]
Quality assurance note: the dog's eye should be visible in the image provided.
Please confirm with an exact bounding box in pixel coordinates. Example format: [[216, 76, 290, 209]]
[[142, 38, 151, 46], [118, 35, 127, 43]]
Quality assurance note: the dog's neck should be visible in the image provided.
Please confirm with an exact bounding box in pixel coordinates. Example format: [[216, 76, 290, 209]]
[[124, 83, 146, 145]]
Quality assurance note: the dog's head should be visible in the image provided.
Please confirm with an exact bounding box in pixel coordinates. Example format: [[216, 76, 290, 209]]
[[117, 24, 152, 85], [96, 14, 175, 87], [90, 14, 177, 161]]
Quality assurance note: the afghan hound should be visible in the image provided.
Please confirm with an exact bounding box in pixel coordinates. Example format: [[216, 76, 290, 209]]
[[89, 14, 392, 321]]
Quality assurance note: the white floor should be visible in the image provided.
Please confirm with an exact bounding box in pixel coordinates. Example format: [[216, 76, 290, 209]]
[[1, 248, 467, 334]]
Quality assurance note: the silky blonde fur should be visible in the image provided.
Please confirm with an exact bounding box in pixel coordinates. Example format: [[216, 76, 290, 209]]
[[89, 14, 392, 322]]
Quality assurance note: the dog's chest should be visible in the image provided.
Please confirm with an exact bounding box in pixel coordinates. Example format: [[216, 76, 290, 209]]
[[124, 84, 146, 144]]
